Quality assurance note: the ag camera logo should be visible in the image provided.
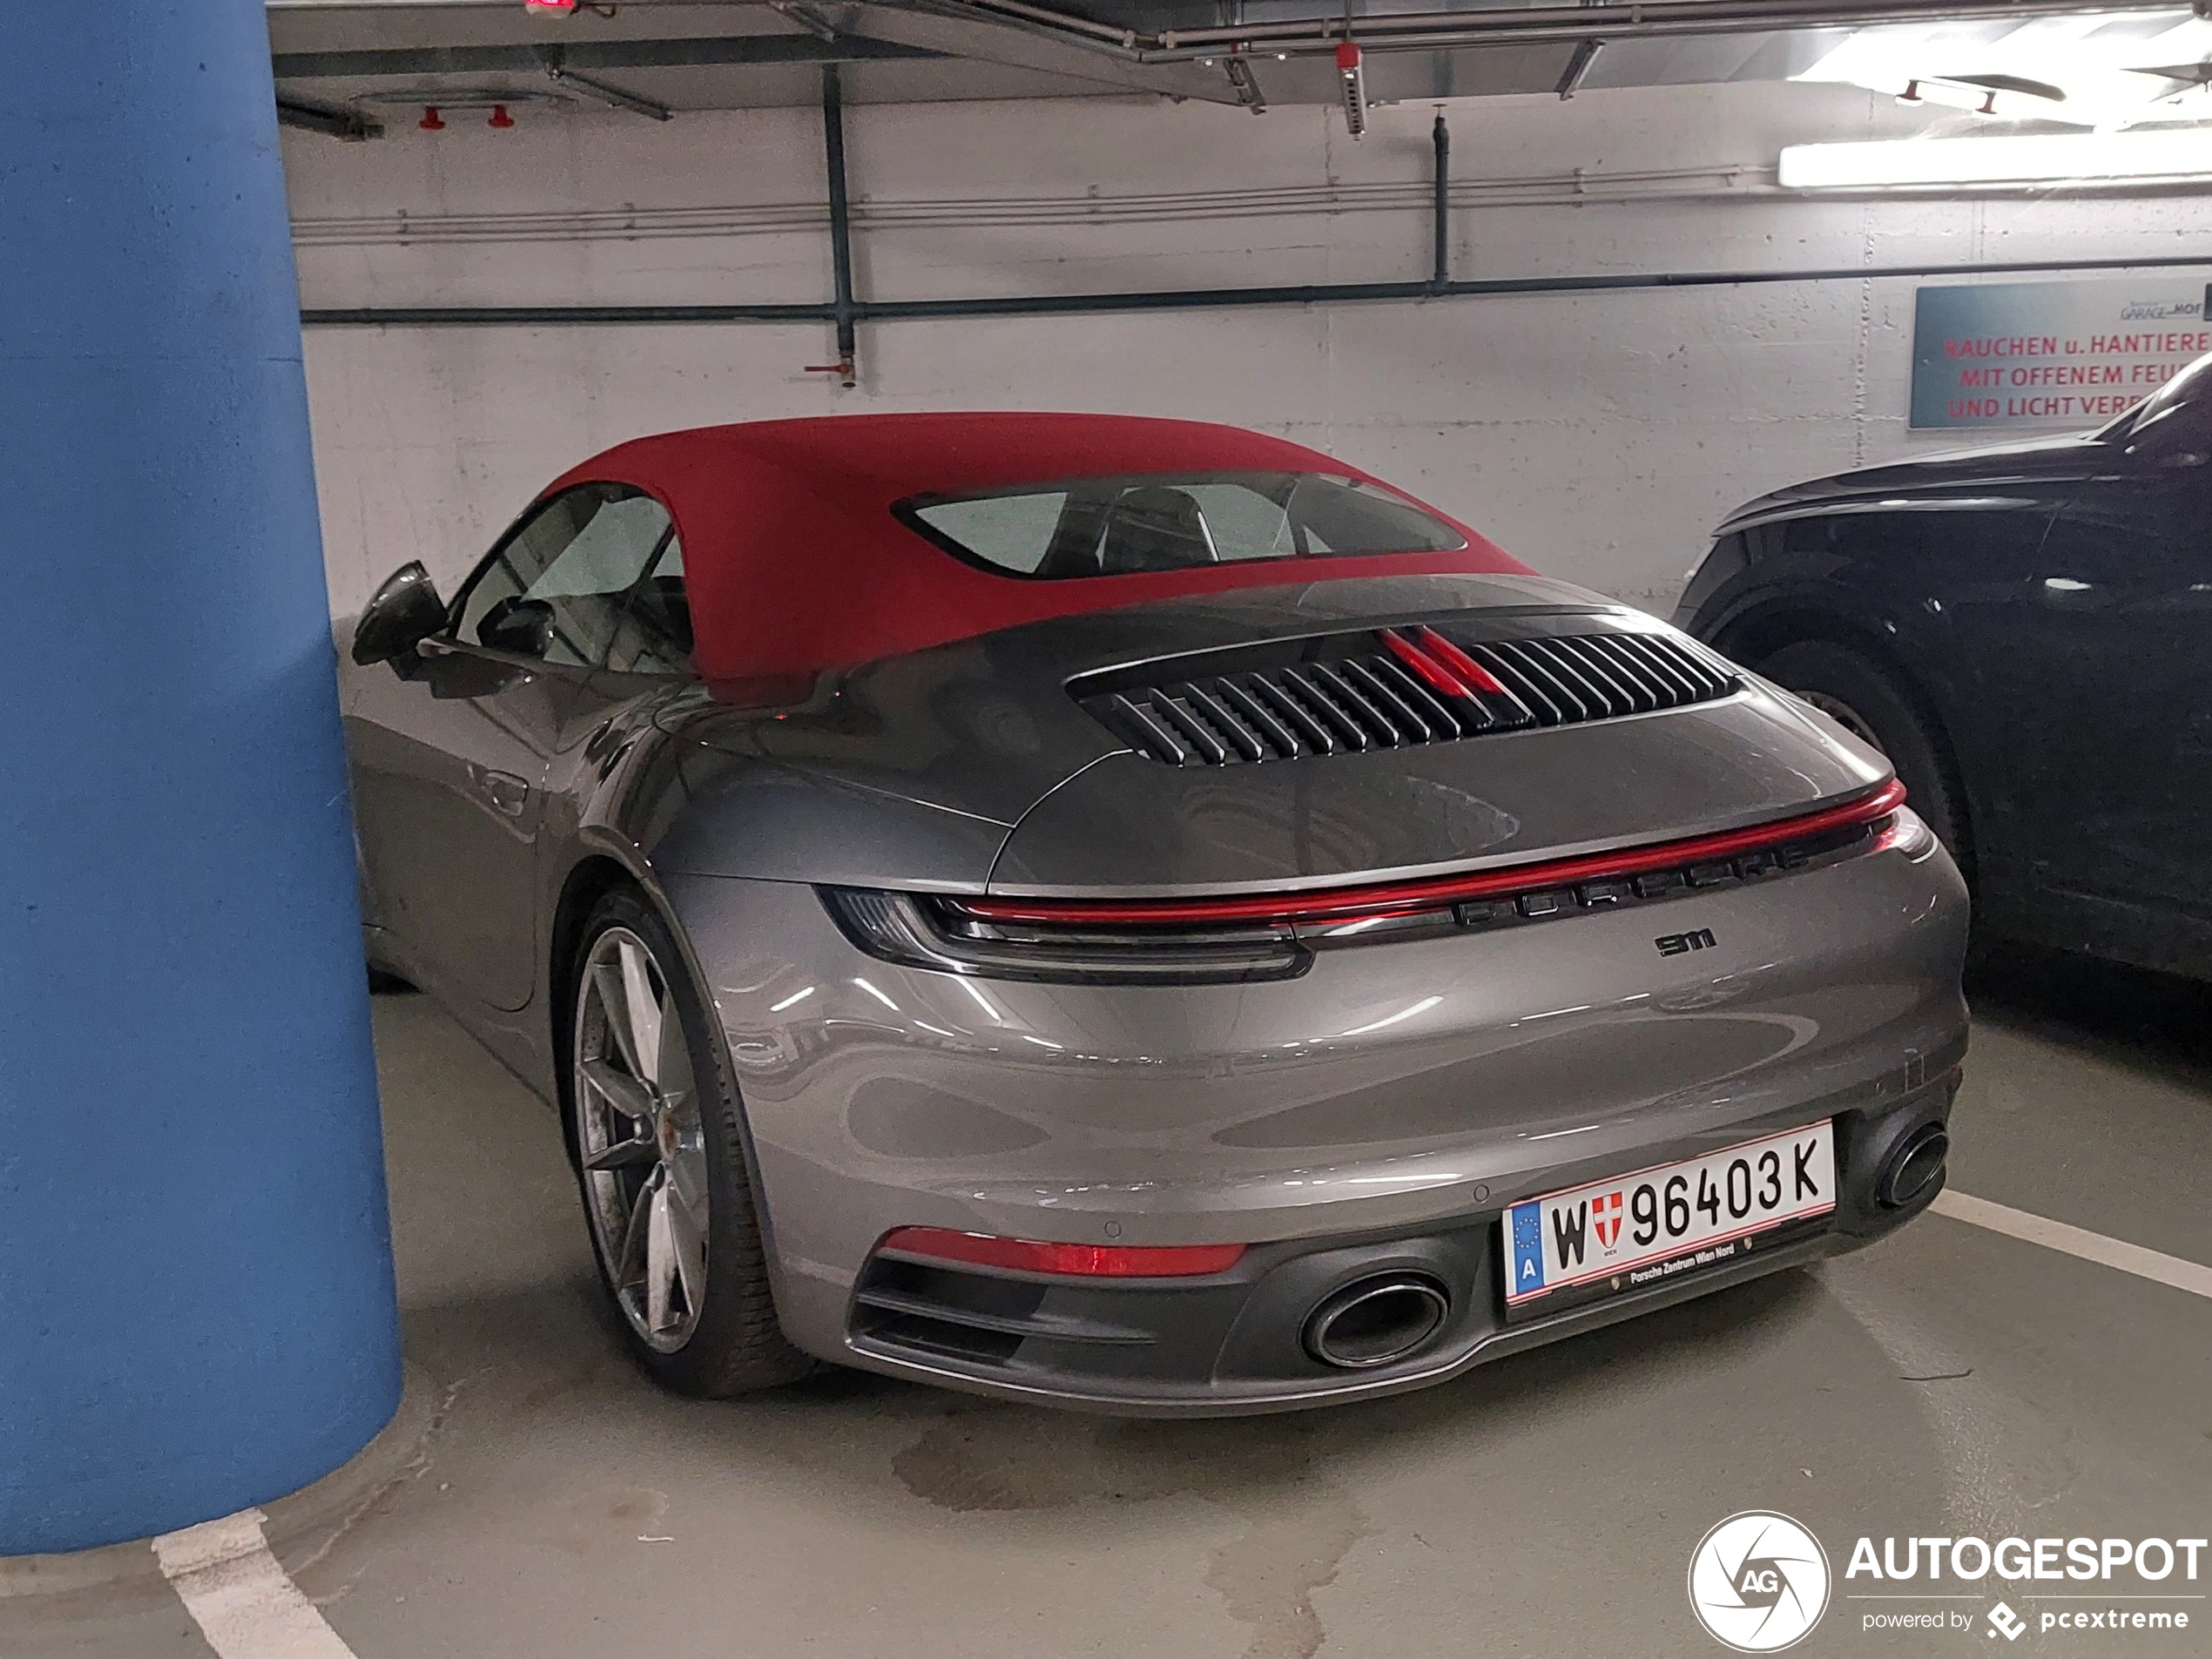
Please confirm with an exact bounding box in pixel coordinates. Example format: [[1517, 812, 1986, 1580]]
[[1689, 1512, 1832, 1652]]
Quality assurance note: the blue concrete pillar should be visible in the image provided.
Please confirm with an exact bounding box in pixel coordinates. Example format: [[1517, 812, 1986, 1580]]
[[0, 6, 401, 1552]]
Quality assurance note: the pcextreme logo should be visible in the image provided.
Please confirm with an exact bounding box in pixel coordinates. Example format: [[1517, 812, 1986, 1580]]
[[1688, 1512, 1833, 1652], [1846, 1533, 2205, 1642]]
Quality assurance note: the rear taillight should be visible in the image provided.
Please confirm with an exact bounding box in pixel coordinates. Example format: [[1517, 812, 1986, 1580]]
[[958, 779, 1906, 928], [819, 887, 1311, 986], [824, 779, 1907, 984], [1872, 805, 1939, 860], [876, 1227, 1246, 1278]]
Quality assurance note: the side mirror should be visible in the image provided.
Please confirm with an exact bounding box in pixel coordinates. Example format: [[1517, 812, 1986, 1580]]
[[480, 595, 556, 658], [352, 562, 447, 666]]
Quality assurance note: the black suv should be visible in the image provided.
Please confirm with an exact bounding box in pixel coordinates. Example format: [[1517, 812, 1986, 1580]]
[[1677, 351, 2212, 979]]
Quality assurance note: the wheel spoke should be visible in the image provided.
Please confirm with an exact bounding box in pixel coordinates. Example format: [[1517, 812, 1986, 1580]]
[[577, 926, 708, 1352], [644, 1176, 676, 1332], [616, 1169, 656, 1285], [583, 1132, 659, 1173], [581, 1057, 653, 1123], [655, 993, 685, 1097], [664, 1128, 709, 1217], [666, 1186, 705, 1317], [592, 961, 646, 1079], [617, 938, 664, 1089]]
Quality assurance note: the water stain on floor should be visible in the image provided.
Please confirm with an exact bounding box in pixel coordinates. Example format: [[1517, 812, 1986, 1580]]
[[1204, 1492, 1370, 1659], [894, 1407, 1371, 1656]]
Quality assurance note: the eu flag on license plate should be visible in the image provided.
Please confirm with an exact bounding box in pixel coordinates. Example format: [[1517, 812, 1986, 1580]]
[[1509, 1202, 1545, 1297]]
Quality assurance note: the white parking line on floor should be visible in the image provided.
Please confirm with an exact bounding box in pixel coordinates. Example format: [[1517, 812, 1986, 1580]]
[[1933, 1189, 2212, 1301], [152, 1508, 354, 1659]]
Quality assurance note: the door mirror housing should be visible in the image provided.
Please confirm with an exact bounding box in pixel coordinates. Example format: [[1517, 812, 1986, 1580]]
[[352, 562, 448, 666]]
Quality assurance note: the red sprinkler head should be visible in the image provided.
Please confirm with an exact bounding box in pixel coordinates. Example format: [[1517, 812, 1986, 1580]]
[[488, 104, 516, 129], [419, 105, 446, 131]]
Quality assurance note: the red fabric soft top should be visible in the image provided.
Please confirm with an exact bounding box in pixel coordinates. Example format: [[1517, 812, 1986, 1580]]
[[542, 412, 1530, 685]]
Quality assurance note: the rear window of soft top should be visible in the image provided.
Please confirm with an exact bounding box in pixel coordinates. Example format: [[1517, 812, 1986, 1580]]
[[897, 470, 1467, 579]]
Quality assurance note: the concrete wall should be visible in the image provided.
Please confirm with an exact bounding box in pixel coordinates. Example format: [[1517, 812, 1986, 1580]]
[[286, 78, 2212, 617]]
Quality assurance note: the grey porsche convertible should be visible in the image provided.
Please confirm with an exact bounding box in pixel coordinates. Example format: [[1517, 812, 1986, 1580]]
[[341, 412, 1966, 1414]]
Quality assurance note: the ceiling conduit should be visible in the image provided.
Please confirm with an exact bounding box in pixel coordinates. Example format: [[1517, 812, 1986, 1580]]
[[880, 0, 2202, 62], [294, 13, 2212, 380]]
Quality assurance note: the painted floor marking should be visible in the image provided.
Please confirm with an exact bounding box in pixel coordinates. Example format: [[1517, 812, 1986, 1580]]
[[152, 1507, 354, 1659], [1933, 1189, 2212, 1301]]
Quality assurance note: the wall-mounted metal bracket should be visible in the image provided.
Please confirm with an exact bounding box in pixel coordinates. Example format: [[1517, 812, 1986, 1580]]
[[1555, 37, 1604, 98], [538, 46, 672, 120], [277, 95, 383, 141], [1223, 56, 1268, 112]]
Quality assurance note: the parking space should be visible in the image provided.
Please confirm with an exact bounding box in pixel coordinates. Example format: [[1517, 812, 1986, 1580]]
[[14, 8, 2212, 1656], [12, 954, 2198, 1659]]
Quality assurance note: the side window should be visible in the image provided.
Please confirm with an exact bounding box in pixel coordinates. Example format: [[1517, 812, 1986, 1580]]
[[603, 535, 692, 675], [455, 484, 673, 668]]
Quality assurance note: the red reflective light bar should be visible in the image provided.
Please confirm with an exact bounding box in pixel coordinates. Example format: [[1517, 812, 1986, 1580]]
[[959, 779, 1906, 927], [1379, 627, 1468, 699], [878, 1227, 1246, 1278], [1377, 625, 1512, 699], [1410, 625, 1510, 697]]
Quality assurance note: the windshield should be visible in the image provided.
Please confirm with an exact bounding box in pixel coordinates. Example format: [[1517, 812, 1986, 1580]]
[[898, 470, 1467, 579], [2097, 350, 2212, 443]]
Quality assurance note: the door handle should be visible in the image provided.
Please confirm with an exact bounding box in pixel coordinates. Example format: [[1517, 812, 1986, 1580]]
[[469, 764, 531, 817]]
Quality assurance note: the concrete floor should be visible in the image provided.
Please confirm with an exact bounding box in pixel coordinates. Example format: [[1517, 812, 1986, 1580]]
[[10, 949, 2210, 1658]]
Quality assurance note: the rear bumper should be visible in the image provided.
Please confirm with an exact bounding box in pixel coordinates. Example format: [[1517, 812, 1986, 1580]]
[[840, 1074, 1952, 1415], [836, 1074, 1954, 1414], [664, 827, 1968, 1413]]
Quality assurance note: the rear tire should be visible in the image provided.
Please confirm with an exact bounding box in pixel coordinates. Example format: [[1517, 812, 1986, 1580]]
[[565, 887, 812, 1397], [1753, 639, 1970, 880]]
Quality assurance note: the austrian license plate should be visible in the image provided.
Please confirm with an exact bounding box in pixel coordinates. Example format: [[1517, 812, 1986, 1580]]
[[1501, 1121, 1836, 1322]]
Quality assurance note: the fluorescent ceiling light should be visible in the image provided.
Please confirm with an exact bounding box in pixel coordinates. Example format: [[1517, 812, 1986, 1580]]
[[1779, 127, 2212, 188], [1793, 11, 2212, 132]]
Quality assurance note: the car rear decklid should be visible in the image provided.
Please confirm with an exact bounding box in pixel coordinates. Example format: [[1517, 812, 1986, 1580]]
[[703, 573, 1889, 897]]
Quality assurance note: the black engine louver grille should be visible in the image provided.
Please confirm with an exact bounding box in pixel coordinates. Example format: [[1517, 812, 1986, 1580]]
[[1080, 631, 1737, 767]]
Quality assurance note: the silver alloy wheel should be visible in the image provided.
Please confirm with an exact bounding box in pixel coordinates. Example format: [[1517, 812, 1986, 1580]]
[[1799, 689, 1885, 753], [573, 927, 710, 1352]]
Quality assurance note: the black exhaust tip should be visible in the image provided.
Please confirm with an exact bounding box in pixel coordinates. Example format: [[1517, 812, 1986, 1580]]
[[1304, 1274, 1451, 1369], [1878, 1123, 1949, 1209]]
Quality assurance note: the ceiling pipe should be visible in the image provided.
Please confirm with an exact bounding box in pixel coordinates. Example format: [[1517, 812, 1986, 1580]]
[[805, 62, 860, 387], [289, 0, 2211, 333], [270, 34, 942, 80], [919, 0, 1144, 48], [300, 250, 2212, 328], [1431, 111, 1449, 293], [891, 0, 2192, 62], [1156, 0, 2189, 53]]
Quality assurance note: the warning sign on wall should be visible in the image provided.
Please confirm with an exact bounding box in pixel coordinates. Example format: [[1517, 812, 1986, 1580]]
[[1910, 277, 2212, 430]]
